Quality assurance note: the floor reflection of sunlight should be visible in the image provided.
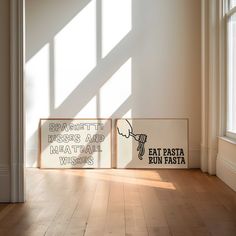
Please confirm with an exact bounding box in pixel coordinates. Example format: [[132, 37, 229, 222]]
[[41, 169, 176, 190], [54, 0, 96, 108], [102, 0, 132, 57]]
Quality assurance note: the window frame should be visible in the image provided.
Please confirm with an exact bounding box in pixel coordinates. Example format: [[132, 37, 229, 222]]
[[225, 0, 236, 140]]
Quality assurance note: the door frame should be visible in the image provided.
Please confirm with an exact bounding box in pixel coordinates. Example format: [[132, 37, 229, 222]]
[[10, 0, 25, 202]]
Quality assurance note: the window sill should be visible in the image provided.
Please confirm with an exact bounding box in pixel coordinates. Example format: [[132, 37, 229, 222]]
[[218, 136, 236, 145]]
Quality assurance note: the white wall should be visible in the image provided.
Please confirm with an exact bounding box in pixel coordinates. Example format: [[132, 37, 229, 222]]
[[25, 0, 201, 167], [0, 0, 11, 201]]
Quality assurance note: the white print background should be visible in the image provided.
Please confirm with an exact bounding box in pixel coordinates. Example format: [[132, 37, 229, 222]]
[[116, 119, 188, 168]]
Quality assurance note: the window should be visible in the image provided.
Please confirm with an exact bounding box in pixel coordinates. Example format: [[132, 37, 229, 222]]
[[229, 0, 236, 8], [226, 0, 236, 139]]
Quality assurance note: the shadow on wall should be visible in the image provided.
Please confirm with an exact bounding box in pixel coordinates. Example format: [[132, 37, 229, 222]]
[[25, 0, 201, 167]]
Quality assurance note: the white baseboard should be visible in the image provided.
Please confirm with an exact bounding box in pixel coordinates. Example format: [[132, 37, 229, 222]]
[[217, 156, 236, 192], [0, 165, 11, 202], [0, 166, 10, 176], [200, 145, 208, 172]]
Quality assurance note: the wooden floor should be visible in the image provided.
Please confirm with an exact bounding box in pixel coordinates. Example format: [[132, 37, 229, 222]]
[[0, 169, 235, 236]]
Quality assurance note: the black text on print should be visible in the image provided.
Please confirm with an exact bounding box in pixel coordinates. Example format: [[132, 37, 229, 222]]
[[47, 122, 105, 166], [148, 148, 186, 165], [49, 122, 104, 132], [59, 156, 94, 166]]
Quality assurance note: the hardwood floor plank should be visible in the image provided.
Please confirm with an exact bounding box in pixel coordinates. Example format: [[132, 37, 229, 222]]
[[103, 182, 125, 236], [124, 182, 148, 235]]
